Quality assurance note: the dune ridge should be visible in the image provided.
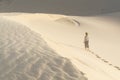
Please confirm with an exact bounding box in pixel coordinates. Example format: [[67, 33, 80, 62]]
[[0, 18, 87, 80]]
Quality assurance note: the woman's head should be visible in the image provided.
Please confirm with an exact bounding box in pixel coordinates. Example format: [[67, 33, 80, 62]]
[[85, 32, 88, 36]]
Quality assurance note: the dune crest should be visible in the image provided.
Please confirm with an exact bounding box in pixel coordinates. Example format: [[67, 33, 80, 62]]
[[0, 18, 87, 80]]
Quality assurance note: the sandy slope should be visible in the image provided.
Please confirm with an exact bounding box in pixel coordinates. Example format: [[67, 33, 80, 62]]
[[0, 18, 87, 80], [4, 13, 120, 66], [46, 38, 120, 80], [2, 13, 120, 80]]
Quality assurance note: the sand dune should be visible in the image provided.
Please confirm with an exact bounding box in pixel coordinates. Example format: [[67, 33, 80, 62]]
[[55, 17, 80, 26], [2, 12, 120, 80], [0, 18, 87, 80]]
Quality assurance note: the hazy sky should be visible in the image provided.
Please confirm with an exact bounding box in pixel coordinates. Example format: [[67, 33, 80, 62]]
[[0, 0, 120, 16]]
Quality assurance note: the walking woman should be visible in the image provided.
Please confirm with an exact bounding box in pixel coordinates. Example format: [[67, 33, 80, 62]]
[[84, 32, 89, 50]]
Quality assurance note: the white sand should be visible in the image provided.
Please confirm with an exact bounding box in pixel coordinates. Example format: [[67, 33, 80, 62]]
[[0, 17, 87, 80], [1, 12, 120, 80]]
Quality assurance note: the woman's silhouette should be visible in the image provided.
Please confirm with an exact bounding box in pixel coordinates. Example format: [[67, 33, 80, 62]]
[[84, 32, 89, 50]]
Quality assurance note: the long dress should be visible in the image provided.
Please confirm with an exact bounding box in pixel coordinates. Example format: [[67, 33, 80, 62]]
[[84, 35, 89, 48]]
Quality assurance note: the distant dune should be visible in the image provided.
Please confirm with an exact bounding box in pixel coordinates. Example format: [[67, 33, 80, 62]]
[[0, 0, 120, 16]]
